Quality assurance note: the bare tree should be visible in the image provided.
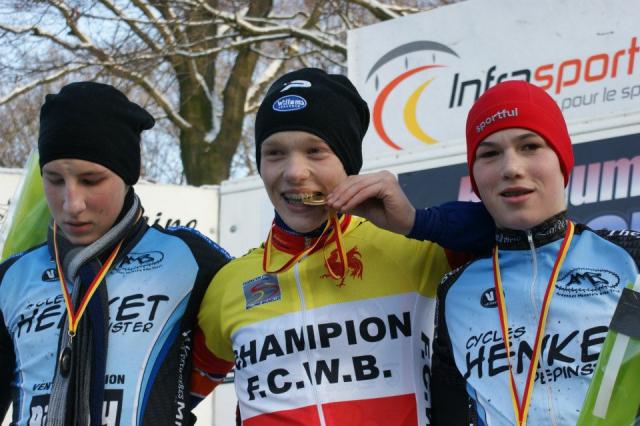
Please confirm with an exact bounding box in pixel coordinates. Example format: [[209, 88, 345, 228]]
[[0, 88, 43, 169], [0, 0, 438, 185]]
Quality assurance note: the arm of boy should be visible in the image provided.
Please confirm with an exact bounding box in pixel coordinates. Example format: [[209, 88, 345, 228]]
[[327, 171, 494, 252]]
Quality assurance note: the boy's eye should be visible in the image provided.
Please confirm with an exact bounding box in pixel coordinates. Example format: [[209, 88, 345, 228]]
[[522, 143, 541, 151], [476, 149, 498, 159], [48, 178, 64, 185], [263, 149, 283, 157], [308, 144, 333, 156], [45, 175, 64, 185], [81, 178, 102, 186]]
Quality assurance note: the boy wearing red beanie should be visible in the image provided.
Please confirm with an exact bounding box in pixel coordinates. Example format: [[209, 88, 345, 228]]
[[431, 80, 640, 425]]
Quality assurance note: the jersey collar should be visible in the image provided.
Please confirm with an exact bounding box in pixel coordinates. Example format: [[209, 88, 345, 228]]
[[270, 213, 352, 254], [495, 212, 569, 250]]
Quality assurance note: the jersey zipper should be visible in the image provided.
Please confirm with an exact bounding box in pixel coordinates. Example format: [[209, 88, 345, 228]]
[[293, 262, 327, 426], [527, 231, 558, 426]]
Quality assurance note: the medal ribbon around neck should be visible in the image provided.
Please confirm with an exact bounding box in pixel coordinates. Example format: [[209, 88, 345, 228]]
[[492, 220, 574, 426], [53, 223, 124, 336], [262, 210, 348, 281]]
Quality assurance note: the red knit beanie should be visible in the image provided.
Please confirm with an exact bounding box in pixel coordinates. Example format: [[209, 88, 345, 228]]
[[465, 80, 573, 195]]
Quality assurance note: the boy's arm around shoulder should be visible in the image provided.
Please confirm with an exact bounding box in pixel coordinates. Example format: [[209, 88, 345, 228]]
[[326, 172, 495, 253], [191, 254, 240, 402], [407, 201, 495, 253], [163, 227, 235, 402]]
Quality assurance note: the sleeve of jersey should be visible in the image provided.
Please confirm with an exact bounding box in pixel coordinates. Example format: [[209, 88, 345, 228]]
[[192, 272, 236, 401], [431, 271, 471, 425], [190, 326, 234, 401], [594, 227, 640, 269], [412, 239, 452, 299], [406, 201, 495, 253], [164, 227, 235, 402]]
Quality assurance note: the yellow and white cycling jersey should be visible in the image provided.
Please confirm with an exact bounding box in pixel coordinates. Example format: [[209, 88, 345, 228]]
[[197, 215, 457, 425]]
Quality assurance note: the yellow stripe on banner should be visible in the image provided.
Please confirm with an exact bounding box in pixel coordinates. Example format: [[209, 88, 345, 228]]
[[404, 78, 437, 145]]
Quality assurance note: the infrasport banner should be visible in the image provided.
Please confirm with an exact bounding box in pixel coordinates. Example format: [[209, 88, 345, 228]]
[[348, 0, 640, 160]]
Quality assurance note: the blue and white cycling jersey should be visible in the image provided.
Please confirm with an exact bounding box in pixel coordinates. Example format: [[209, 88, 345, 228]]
[[0, 223, 229, 426], [432, 214, 640, 425]]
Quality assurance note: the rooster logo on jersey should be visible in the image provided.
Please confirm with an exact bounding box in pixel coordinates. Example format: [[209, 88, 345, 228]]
[[321, 246, 363, 287]]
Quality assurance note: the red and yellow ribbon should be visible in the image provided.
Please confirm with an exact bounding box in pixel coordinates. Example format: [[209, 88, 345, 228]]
[[262, 211, 348, 281], [492, 220, 574, 426], [53, 223, 123, 336]]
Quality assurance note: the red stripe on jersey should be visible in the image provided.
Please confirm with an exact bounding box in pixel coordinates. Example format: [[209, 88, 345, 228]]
[[243, 394, 417, 426], [243, 404, 320, 426], [191, 327, 234, 395]]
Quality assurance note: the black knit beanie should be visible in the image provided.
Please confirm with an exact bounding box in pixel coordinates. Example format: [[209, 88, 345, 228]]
[[38, 82, 155, 185], [255, 68, 370, 176]]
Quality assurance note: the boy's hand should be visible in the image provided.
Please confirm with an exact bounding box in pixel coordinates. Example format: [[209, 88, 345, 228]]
[[326, 171, 415, 235]]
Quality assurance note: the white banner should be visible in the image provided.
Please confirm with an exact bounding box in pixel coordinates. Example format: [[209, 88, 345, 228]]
[[348, 0, 640, 160], [0, 169, 220, 244]]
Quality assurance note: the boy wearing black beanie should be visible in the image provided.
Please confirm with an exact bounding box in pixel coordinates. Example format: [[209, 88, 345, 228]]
[[196, 68, 493, 425], [0, 82, 230, 425]]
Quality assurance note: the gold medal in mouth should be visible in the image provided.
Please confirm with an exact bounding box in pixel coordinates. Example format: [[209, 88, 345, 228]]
[[301, 192, 327, 206]]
